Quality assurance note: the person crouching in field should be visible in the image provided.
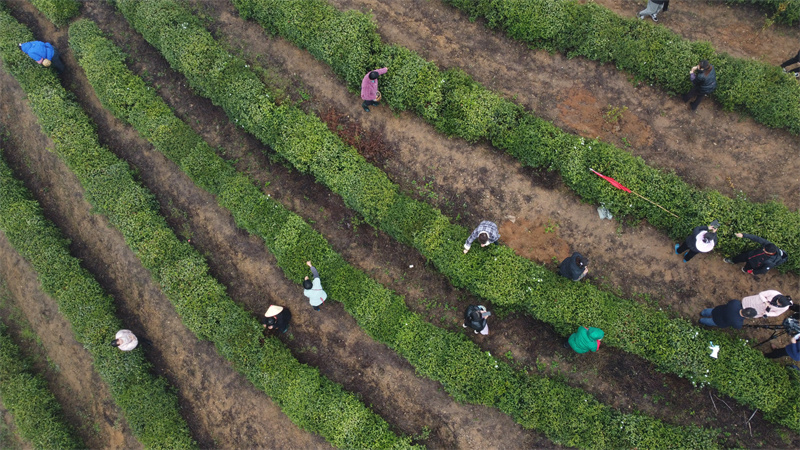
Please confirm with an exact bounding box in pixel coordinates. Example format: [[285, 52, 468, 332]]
[[558, 252, 589, 281], [463, 305, 491, 335], [674, 220, 718, 263], [19, 41, 64, 75], [742, 290, 792, 319], [262, 305, 292, 333], [566, 326, 604, 354], [724, 233, 787, 276], [699, 300, 757, 329], [463, 221, 500, 254], [361, 68, 388, 112], [110, 329, 138, 351], [781, 46, 800, 78], [682, 60, 717, 111]]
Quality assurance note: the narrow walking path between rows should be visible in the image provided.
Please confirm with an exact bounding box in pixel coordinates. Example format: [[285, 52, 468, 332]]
[[333, 0, 800, 209], [0, 237, 139, 449], [106, 0, 799, 444]]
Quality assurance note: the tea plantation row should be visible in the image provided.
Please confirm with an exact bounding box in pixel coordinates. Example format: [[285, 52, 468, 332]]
[[231, 0, 800, 276], [112, 0, 800, 433], [70, 16, 720, 448], [0, 320, 81, 449], [444, 0, 800, 133], [0, 7, 410, 449]]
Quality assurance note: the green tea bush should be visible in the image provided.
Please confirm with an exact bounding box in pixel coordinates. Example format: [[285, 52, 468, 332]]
[[446, 0, 800, 133], [116, 0, 800, 431], [0, 322, 81, 449], [28, 0, 79, 27], [0, 151, 194, 449], [69, 17, 719, 447], [229, 0, 800, 276], [0, 10, 407, 450]]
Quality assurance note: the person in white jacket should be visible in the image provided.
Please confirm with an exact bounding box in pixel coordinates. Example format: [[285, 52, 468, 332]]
[[303, 261, 328, 311], [110, 329, 138, 351]]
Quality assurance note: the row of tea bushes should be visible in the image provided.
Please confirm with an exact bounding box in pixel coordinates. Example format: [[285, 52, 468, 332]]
[[68, 17, 719, 448], [443, 0, 800, 133], [0, 320, 81, 449], [0, 147, 195, 449], [28, 0, 79, 27], [112, 0, 800, 432], [231, 0, 800, 275], [0, 7, 408, 449]]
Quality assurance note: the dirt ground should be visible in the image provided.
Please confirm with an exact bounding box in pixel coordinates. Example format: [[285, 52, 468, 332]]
[[1, 0, 799, 448]]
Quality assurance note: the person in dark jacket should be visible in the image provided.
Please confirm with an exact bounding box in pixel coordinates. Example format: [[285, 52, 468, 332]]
[[462, 305, 491, 335], [781, 46, 800, 78], [558, 252, 589, 281], [699, 300, 757, 329], [724, 233, 787, 276], [638, 0, 669, 23], [765, 334, 800, 360], [261, 304, 292, 333], [682, 60, 717, 111], [18, 41, 64, 74], [674, 220, 718, 263]]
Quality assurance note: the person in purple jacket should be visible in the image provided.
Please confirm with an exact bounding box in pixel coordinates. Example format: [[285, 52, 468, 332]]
[[361, 67, 388, 112], [765, 333, 800, 361], [19, 40, 64, 74]]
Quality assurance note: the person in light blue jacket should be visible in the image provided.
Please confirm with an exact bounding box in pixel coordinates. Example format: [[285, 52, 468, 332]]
[[19, 40, 64, 74], [303, 261, 328, 311]]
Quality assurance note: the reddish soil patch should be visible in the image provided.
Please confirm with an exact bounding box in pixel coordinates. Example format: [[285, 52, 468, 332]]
[[499, 218, 572, 264]]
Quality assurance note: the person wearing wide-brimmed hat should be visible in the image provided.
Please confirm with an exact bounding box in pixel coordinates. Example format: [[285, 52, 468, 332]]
[[674, 220, 719, 263], [262, 305, 292, 333]]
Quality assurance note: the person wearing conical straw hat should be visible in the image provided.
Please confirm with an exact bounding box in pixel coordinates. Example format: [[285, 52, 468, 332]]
[[262, 304, 292, 333]]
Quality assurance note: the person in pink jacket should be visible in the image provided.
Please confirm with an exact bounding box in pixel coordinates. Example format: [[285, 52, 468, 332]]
[[361, 67, 388, 112], [741, 290, 792, 319]]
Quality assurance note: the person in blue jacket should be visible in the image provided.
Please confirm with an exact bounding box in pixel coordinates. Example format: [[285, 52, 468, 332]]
[[765, 333, 800, 361], [19, 40, 64, 74]]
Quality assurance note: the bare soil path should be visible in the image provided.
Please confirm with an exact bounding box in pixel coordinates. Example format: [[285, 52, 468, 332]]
[[3, 0, 798, 446], [6, 1, 552, 448], [0, 239, 138, 449], [1, 3, 330, 448], [331, 0, 800, 210], [133, 0, 798, 445]]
